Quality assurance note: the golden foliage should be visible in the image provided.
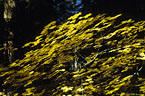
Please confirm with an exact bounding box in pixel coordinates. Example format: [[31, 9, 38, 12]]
[[0, 12, 145, 95]]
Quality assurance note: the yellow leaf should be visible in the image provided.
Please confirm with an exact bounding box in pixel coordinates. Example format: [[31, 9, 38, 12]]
[[84, 13, 92, 18], [61, 86, 73, 92], [76, 88, 84, 92]]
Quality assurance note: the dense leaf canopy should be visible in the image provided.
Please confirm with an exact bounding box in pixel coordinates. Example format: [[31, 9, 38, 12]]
[[0, 12, 145, 96]]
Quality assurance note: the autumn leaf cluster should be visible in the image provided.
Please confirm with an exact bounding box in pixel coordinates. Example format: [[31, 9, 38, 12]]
[[0, 12, 145, 96]]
